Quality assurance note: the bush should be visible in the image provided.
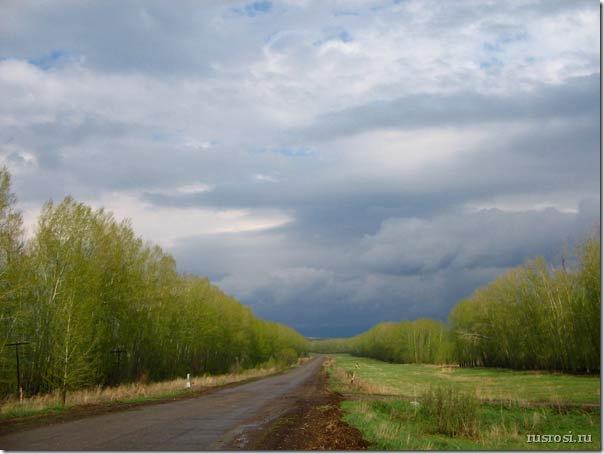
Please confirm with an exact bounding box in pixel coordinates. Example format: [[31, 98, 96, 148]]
[[275, 348, 298, 366], [420, 386, 479, 437]]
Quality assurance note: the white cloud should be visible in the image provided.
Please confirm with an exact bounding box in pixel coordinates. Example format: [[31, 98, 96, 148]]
[[254, 173, 279, 182], [90, 191, 292, 248], [176, 183, 213, 194]]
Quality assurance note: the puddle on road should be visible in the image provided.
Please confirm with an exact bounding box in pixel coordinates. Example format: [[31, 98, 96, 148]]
[[230, 423, 260, 449]]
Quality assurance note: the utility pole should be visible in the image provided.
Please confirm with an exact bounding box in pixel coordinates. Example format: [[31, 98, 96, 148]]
[[6, 341, 29, 402], [111, 347, 127, 384]]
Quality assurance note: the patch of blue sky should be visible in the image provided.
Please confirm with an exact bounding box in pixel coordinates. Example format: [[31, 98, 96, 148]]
[[339, 30, 352, 43], [150, 131, 178, 143], [482, 31, 528, 54], [232, 1, 272, 18], [273, 147, 314, 157], [498, 31, 528, 45], [479, 57, 503, 70], [27, 49, 68, 70], [313, 29, 353, 47], [370, 2, 391, 12], [264, 30, 281, 44], [482, 41, 502, 53], [333, 10, 360, 17]]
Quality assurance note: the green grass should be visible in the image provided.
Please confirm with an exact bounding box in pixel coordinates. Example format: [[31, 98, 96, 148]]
[[420, 386, 480, 437], [327, 354, 601, 450], [341, 399, 600, 450], [329, 354, 600, 404], [0, 404, 67, 421]]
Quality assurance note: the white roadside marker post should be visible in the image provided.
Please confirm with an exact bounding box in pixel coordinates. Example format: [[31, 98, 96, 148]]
[[186, 373, 191, 389]]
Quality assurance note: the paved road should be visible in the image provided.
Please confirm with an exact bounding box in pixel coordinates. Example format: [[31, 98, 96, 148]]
[[0, 356, 325, 451]]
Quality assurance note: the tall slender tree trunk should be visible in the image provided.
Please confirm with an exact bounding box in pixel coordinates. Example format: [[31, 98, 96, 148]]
[[61, 306, 72, 407]]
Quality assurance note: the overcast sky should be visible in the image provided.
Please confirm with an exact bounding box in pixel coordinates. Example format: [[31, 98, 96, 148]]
[[0, 0, 600, 336]]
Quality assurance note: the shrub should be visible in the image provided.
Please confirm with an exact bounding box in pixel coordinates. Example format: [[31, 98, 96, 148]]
[[275, 347, 298, 365], [420, 386, 479, 437]]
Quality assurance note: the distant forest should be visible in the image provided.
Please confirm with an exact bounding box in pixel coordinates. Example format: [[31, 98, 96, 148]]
[[0, 168, 307, 401], [311, 232, 600, 374]]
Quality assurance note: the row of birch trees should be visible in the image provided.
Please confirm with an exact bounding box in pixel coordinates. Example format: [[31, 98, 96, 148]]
[[315, 319, 454, 364], [450, 235, 599, 372], [0, 168, 307, 400], [311, 233, 599, 373]]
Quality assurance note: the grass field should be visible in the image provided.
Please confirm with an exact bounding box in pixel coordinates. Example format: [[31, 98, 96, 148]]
[[328, 354, 600, 405], [327, 354, 600, 451]]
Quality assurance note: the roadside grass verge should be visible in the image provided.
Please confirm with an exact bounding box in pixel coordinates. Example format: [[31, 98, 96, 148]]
[[341, 398, 600, 450], [327, 354, 600, 405], [1, 362, 292, 422]]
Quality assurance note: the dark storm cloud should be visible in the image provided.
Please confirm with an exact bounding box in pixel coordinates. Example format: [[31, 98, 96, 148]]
[[172, 199, 598, 336], [0, 0, 599, 336], [300, 74, 598, 140], [141, 104, 599, 248], [359, 203, 599, 276], [3, 114, 138, 169]]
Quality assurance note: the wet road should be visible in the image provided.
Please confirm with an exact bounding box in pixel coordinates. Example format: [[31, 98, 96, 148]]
[[0, 356, 325, 451]]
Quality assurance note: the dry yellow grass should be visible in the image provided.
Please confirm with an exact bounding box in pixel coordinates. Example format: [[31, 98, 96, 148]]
[[297, 357, 311, 366], [439, 365, 458, 374], [1, 365, 281, 419], [330, 365, 397, 396]]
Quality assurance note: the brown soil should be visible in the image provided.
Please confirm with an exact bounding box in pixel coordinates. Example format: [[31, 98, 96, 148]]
[[249, 368, 368, 450]]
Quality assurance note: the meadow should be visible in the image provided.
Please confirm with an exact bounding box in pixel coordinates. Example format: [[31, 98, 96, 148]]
[[328, 354, 600, 405], [327, 354, 600, 450]]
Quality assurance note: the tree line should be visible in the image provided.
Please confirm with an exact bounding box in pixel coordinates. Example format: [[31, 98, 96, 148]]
[[0, 168, 307, 401], [311, 319, 453, 364], [450, 235, 599, 372], [312, 232, 600, 373]]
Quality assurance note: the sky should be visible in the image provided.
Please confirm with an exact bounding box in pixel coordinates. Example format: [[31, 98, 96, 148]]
[[0, 0, 600, 337]]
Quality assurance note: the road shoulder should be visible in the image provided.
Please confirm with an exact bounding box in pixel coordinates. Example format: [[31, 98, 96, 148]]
[[242, 365, 368, 450], [0, 367, 293, 437]]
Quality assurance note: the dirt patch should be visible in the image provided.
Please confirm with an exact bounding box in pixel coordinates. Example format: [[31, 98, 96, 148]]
[[248, 368, 368, 450]]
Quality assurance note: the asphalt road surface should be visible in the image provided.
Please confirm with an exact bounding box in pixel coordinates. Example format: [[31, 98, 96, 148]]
[[0, 356, 325, 451]]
